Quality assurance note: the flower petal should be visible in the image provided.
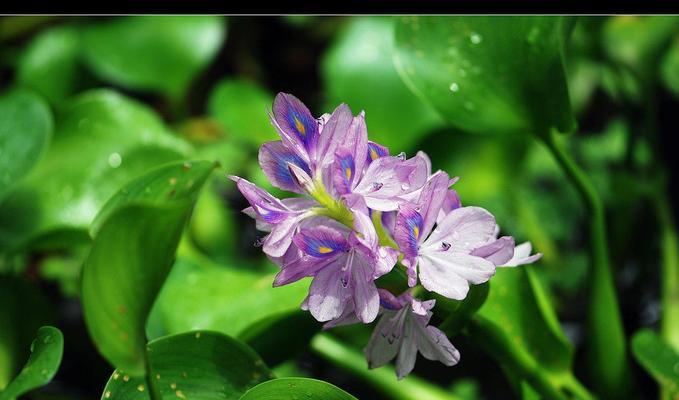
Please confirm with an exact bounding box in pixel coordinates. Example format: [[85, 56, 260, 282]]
[[315, 103, 353, 170], [351, 254, 380, 323], [418, 251, 495, 300], [417, 171, 451, 238], [263, 212, 309, 258], [272, 93, 319, 158], [259, 141, 312, 193], [293, 226, 350, 258], [471, 236, 516, 266], [395, 318, 418, 379], [332, 147, 357, 195], [415, 325, 460, 366], [307, 257, 352, 321], [366, 141, 389, 165], [365, 310, 402, 369], [394, 203, 424, 259], [503, 241, 543, 267], [437, 189, 462, 223], [230, 175, 292, 224], [425, 206, 497, 253]]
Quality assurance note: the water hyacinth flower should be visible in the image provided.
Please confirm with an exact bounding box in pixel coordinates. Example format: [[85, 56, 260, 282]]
[[230, 92, 541, 379], [365, 290, 460, 380]]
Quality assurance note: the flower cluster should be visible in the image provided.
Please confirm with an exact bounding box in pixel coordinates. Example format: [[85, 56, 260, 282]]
[[230, 93, 541, 379]]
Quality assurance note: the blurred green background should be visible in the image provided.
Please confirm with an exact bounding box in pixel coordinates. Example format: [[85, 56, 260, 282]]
[[0, 16, 678, 399]]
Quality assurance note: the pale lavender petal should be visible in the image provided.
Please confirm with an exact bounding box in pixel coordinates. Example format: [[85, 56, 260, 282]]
[[273, 255, 332, 286], [401, 257, 419, 287], [415, 325, 460, 366], [380, 211, 396, 237], [395, 319, 418, 380], [394, 203, 424, 259], [293, 226, 349, 258], [417, 251, 496, 300], [503, 241, 543, 267], [282, 197, 318, 211], [411, 298, 435, 316], [425, 206, 497, 253], [272, 93, 319, 158], [343, 112, 369, 179], [315, 103, 353, 170], [351, 256, 380, 323], [288, 162, 316, 194], [374, 246, 398, 278], [417, 171, 451, 238], [365, 310, 402, 369], [322, 301, 361, 330], [307, 258, 352, 321], [243, 206, 272, 232], [263, 213, 309, 258], [258, 141, 312, 193], [471, 236, 516, 266], [230, 176, 293, 224]]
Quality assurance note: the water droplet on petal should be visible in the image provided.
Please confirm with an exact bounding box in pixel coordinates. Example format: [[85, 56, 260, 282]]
[[441, 242, 451, 251], [371, 182, 383, 192], [108, 153, 122, 168], [397, 152, 406, 160]]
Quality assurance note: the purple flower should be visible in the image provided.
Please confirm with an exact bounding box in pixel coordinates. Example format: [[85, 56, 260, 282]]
[[364, 290, 460, 379], [393, 171, 511, 299], [290, 203, 398, 323]]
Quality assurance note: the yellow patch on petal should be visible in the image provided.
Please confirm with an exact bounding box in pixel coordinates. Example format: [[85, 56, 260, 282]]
[[318, 246, 333, 254], [413, 226, 420, 240], [370, 148, 378, 160], [294, 116, 306, 136], [345, 167, 352, 181]]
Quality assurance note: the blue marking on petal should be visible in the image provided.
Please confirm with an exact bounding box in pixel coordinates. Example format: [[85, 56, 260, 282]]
[[274, 152, 312, 188], [366, 142, 389, 165], [286, 107, 318, 151], [395, 206, 424, 258], [338, 153, 355, 188], [297, 232, 349, 258]]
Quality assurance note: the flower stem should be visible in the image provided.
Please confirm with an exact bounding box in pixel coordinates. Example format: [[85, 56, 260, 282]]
[[542, 129, 629, 398], [310, 333, 462, 400]]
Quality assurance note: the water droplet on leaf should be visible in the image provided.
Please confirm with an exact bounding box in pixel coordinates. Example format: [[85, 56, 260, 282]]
[[108, 153, 122, 168]]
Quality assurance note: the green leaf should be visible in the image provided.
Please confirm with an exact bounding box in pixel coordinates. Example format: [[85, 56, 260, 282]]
[[0, 89, 52, 201], [101, 330, 273, 400], [322, 17, 442, 150], [394, 16, 575, 137], [661, 36, 679, 97], [631, 329, 679, 395], [0, 89, 191, 251], [82, 161, 215, 375], [239, 377, 357, 400], [82, 17, 226, 98], [148, 256, 310, 341], [208, 79, 278, 148], [16, 26, 82, 104], [437, 283, 489, 335], [0, 326, 63, 400]]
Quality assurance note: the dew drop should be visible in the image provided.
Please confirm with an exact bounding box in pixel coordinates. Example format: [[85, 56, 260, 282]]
[[449, 82, 459, 92], [371, 182, 383, 192], [108, 153, 122, 168], [441, 242, 451, 251], [137, 384, 145, 392], [469, 32, 482, 45], [104, 391, 112, 399], [397, 152, 406, 160], [43, 335, 52, 344]]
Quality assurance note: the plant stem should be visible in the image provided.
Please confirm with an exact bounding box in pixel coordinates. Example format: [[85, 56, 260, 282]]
[[654, 192, 679, 352], [542, 129, 629, 398], [310, 333, 462, 400]]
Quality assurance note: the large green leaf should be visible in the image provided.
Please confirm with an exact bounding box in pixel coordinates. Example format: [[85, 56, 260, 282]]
[[0, 326, 63, 400], [0, 90, 52, 200], [82, 161, 215, 375], [239, 378, 357, 400], [394, 16, 575, 137], [0, 89, 191, 251], [148, 255, 310, 341], [207, 79, 278, 148], [631, 329, 679, 396], [101, 330, 272, 400], [16, 25, 82, 104], [471, 266, 582, 398], [322, 17, 442, 150], [82, 17, 226, 98]]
